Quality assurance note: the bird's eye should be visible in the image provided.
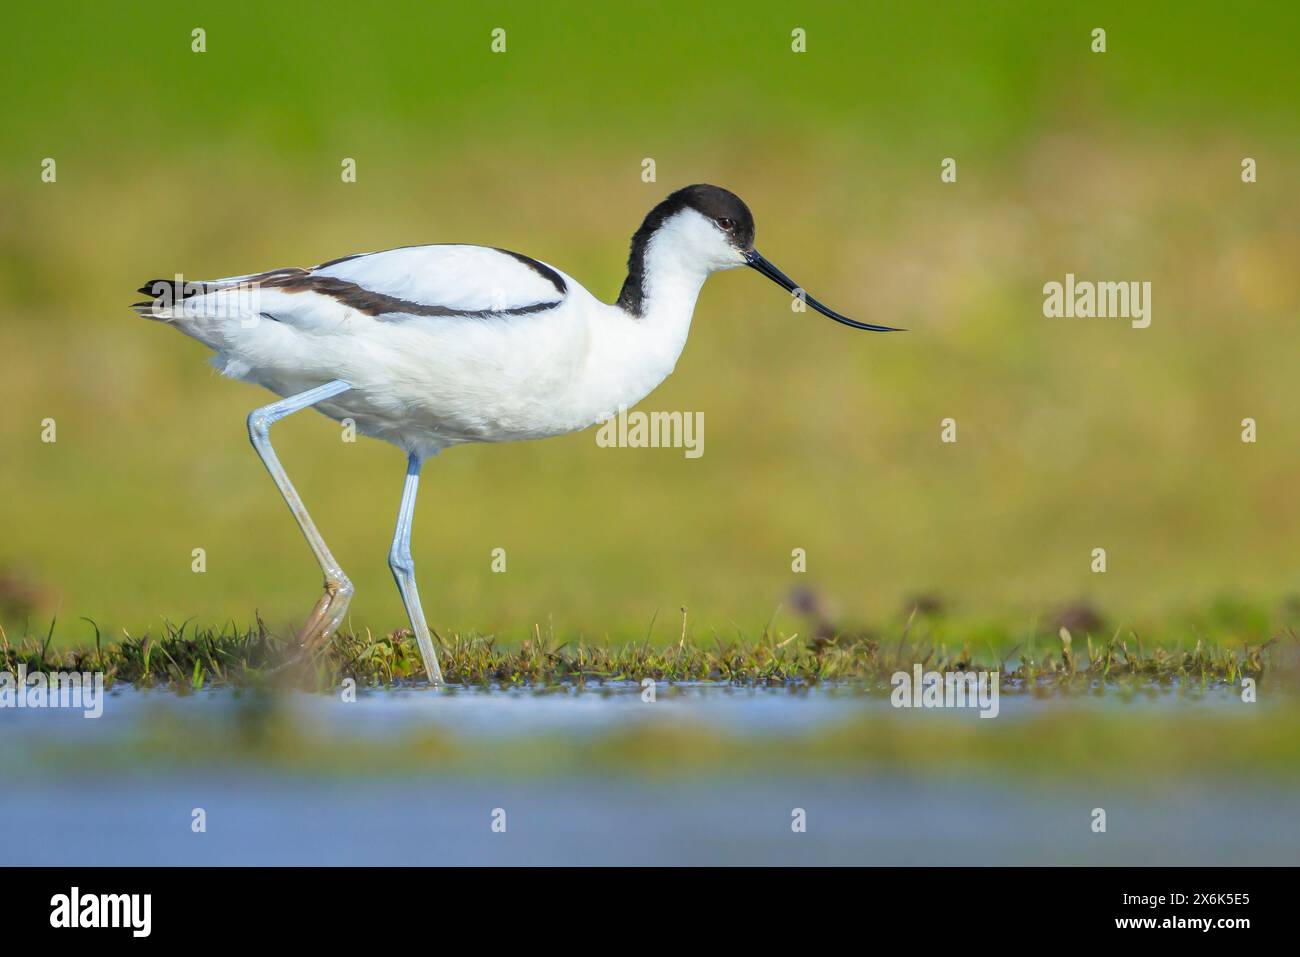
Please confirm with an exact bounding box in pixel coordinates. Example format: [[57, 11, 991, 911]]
[[717, 217, 735, 231]]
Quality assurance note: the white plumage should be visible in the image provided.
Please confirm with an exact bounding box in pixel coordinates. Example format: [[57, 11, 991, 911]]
[[145, 230, 713, 459], [137, 184, 896, 683]]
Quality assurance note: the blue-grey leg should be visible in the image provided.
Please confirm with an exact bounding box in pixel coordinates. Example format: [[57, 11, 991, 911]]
[[247, 379, 354, 651], [389, 453, 444, 684]]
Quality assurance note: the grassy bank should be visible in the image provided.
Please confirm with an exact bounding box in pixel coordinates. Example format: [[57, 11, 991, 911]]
[[2, 611, 1290, 691]]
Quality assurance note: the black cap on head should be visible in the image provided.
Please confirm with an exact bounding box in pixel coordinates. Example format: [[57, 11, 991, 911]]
[[668, 184, 756, 249]]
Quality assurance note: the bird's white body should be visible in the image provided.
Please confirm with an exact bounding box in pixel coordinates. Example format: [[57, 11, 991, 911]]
[[154, 209, 733, 459], [138, 184, 889, 683]]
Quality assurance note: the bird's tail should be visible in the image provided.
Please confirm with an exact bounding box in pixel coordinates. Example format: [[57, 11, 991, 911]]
[[131, 278, 217, 321]]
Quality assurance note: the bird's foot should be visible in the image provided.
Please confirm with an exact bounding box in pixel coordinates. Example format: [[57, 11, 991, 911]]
[[296, 575, 354, 654]]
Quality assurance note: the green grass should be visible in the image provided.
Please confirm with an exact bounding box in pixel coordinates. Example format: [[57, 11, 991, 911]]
[[3, 610, 1289, 692]]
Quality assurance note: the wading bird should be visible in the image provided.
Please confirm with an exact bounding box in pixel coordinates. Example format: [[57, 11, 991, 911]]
[[135, 184, 899, 683]]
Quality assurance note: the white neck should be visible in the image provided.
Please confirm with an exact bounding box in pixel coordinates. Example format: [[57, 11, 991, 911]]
[[568, 209, 746, 428], [570, 243, 709, 428], [631, 225, 711, 356]]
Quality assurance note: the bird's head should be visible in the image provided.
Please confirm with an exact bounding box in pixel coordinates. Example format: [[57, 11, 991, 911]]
[[629, 183, 902, 331]]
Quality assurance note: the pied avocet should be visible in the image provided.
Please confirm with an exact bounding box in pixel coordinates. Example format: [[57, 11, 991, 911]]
[[135, 184, 900, 683]]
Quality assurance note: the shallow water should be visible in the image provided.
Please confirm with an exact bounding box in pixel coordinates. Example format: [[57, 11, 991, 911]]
[[0, 677, 1257, 743], [3, 680, 1292, 865], [2, 772, 1295, 865]]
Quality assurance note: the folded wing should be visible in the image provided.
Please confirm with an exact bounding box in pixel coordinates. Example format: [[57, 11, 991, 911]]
[[135, 244, 569, 324]]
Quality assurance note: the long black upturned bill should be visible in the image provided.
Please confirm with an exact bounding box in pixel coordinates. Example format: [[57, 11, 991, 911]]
[[744, 248, 903, 332]]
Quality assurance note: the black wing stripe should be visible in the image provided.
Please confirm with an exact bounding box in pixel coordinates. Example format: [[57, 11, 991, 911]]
[[490, 248, 567, 296], [315, 246, 567, 296], [136, 269, 304, 299], [261, 273, 562, 319], [137, 247, 567, 320]]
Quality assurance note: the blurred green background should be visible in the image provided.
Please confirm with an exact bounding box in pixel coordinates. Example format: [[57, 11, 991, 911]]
[[2, 0, 1298, 646]]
